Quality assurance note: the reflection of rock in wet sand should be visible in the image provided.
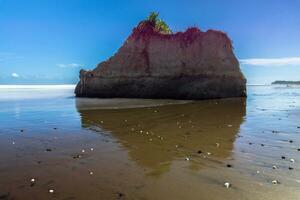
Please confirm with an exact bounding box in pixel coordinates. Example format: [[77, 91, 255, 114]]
[[76, 98, 246, 175]]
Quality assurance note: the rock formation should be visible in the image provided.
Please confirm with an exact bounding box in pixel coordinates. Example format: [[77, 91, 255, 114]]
[[75, 13, 246, 99]]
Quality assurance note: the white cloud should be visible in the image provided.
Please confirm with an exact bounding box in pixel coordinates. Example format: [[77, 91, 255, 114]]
[[240, 57, 300, 66], [57, 63, 84, 68], [11, 73, 20, 78]]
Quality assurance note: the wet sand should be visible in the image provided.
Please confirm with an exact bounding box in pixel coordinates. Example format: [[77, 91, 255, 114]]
[[0, 85, 299, 200]]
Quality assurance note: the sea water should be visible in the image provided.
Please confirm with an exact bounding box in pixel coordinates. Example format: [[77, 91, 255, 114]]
[[0, 85, 299, 200]]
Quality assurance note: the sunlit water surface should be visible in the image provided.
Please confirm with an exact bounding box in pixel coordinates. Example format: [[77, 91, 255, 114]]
[[0, 85, 299, 200]]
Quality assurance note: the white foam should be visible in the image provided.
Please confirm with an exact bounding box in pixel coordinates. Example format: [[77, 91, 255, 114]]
[[0, 85, 76, 89], [0, 85, 76, 101]]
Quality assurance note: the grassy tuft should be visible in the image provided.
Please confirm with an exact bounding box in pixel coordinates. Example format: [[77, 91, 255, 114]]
[[146, 12, 172, 34]]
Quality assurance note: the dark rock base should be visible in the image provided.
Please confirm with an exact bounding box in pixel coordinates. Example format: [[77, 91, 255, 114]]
[[75, 76, 246, 100]]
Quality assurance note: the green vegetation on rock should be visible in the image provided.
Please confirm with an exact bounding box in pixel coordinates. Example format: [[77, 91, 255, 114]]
[[146, 12, 172, 34]]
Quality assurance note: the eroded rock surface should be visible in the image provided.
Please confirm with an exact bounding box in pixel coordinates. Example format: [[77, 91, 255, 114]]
[[75, 19, 246, 99]]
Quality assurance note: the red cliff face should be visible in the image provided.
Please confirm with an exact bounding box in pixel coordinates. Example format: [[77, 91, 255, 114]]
[[75, 21, 246, 99]]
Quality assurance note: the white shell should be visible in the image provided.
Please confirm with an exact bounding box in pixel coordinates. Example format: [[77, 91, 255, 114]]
[[224, 182, 231, 188]]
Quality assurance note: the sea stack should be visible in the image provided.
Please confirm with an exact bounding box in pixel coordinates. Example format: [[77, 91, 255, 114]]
[[75, 13, 246, 99]]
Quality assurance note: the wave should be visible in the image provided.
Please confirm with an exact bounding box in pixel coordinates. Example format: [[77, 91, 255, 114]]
[[0, 85, 76, 89]]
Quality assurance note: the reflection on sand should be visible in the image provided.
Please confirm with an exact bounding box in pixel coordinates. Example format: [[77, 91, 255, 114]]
[[2, 86, 300, 200], [76, 98, 246, 175]]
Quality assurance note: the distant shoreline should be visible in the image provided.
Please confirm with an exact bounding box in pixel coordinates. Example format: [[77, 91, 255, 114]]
[[0, 84, 298, 89], [272, 81, 300, 85]]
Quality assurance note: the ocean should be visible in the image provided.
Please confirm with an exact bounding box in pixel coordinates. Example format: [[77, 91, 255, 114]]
[[0, 85, 299, 200]]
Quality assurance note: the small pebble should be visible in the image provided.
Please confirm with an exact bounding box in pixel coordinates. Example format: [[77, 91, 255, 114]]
[[117, 192, 124, 198], [12, 141, 15, 145], [224, 182, 231, 188], [281, 156, 286, 160], [81, 149, 85, 153], [197, 150, 202, 154], [227, 125, 232, 127], [297, 148, 300, 151], [216, 143, 220, 147], [46, 148, 52, 152], [30, 178, 35, 187], [207, 152, 212, 155], [289, 140, 293, 143], [89, 171, 94, 175], [256, 170, 260, 174], [261, 144, 265, 147], [288, 167, 294, 170], [249, 142, 253, 145], [73, 154, 81, 159], [226, 164, 232, 168], [90, 148, 94, 151], [20, 129, 24, 132], [49, 189, 54, 194]]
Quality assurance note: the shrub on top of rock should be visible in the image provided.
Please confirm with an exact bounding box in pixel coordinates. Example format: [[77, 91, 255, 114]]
[[144, 12, 172, 34]]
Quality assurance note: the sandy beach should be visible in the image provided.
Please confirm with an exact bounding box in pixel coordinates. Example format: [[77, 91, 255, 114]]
[[0, 85, 299, 200]]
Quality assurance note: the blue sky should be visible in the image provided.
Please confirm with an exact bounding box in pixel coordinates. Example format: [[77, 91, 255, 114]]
[[0, 0, 300, 84]]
